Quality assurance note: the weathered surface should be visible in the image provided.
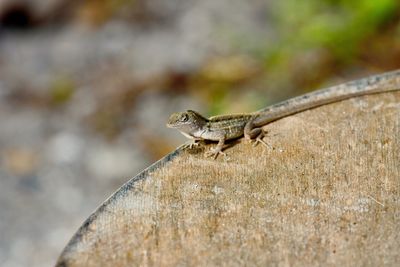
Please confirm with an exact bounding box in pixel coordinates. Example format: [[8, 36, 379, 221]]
[[57, 86, 400, 266]]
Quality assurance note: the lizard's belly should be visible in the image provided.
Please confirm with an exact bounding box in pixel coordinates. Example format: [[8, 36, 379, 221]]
[[200, 124, 246, 141]]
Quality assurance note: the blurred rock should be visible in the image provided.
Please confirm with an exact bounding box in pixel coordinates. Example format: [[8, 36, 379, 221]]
[[46, 132, 84, 165], [3, 147, 39, 176], [85, 144, 146, 181]]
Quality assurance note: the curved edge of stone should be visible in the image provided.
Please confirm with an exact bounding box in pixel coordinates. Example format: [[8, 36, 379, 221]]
[[55, 69, 400, 266], [55, 145, 185, 266]]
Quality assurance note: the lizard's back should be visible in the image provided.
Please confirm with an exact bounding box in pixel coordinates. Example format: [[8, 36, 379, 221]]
[[206, 114, 253, 140]]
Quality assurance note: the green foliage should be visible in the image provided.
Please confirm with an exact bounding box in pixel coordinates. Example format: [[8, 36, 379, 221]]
[[199, 0, 400, 114], [272, 0, 398, 61]]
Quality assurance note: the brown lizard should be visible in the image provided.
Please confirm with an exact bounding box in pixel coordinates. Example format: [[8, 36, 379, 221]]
[[167, 70, 400, 158]]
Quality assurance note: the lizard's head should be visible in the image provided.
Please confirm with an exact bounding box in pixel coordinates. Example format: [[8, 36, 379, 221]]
[[167, 110, 208, 135]]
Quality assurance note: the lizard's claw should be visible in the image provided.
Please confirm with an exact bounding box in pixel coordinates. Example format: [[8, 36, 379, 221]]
[[183, 140, 201, 150], [254, 136, 272, 149], [205, 147, 229, 160], [247, 132, 272, 149], [188, 141, 200, 149]]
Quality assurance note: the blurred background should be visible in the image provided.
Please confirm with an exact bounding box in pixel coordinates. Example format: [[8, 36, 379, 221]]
[[1, 0, 400, 266]]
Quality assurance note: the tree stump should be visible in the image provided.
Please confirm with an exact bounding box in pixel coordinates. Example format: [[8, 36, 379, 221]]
[[56, 72, 400, 267]]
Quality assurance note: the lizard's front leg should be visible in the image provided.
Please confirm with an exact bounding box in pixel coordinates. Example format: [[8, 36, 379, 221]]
[[205, 137, 227, 159], [244, 120, 270, 148]]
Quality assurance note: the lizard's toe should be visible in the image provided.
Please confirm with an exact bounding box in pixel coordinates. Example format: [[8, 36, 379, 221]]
[[183, 140, 201, 150], [247, 132, 271, 149], [205, 148, 228, 160], [188, 142, 200, 149], [255, 136, 272, 149]]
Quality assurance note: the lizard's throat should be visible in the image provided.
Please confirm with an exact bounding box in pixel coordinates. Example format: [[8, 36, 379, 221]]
[[179, 128, 206, 139]]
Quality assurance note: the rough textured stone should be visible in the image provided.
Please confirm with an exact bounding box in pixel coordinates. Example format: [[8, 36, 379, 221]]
[[57, 76, 400, 266]]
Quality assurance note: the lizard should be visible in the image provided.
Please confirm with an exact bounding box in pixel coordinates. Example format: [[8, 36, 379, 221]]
[[166, 70, 400, 159]]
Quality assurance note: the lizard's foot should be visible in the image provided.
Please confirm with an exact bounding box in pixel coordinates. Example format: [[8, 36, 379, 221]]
[[204, 147, 229, 160], [244, 127, 264, 145], [253, 135, 272, 149], [246, 132, 272, 149], [183, 140, 201, 150]]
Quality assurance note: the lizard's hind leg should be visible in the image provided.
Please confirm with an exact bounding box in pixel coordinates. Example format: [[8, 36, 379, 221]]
[[244, 120, 261, 140]]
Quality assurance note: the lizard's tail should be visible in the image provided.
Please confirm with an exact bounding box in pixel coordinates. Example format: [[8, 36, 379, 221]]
[[252, 69, 400, 126]]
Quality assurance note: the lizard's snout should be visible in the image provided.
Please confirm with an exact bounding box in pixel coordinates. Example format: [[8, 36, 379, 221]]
[[166, 121, 177, 128]]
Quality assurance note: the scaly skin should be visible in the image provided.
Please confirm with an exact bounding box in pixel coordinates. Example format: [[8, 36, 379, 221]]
[[167, 70, 400, 159], [167, 111, 254, 158]]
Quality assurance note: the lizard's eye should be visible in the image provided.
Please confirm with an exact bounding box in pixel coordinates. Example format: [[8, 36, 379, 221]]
[[179, 114, 189, 122]]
